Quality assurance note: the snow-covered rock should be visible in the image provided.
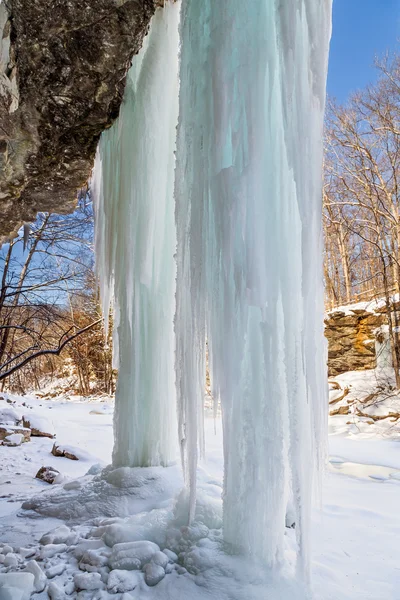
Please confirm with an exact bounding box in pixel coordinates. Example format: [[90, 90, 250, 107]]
[[151, 551, 169, 569], [3, 553, 18, 568], [162, 549, 178, 563], [39, 543, 67, 559], [73, 540, 106, 561], [80, 548, 109, 572], [40, 525, 71, 546], [107, 570, 140, 593], [47, 581, 65, 600], [109, 541, 160, 571], [3, 433, 24, 446], [52, 443, 90, 461], [143, 563, 165, 586], [63, 480, 82, 491], [22, 414, 54, 438], [0, 547, 12, 555], [0, 426, 30, 443], [74, 572, 103, 591], [46, 563, 66, 578], [35, 466, 60, 484], [23, 560, 47, 593], [18, 548, 35, 559], [0, 406, 21, 425], [0, 573, 34, 600]]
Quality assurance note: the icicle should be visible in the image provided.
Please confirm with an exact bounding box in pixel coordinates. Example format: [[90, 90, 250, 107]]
[[93, 3, 180, 468], [175, 0, 331, 573]]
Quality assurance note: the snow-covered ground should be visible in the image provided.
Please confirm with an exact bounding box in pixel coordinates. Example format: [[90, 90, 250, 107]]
[[0, 372, 399, 599]]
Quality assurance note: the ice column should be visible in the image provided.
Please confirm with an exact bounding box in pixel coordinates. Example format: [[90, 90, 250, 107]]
[[93, 3, 180, 467], [175, 0, 331, 572]]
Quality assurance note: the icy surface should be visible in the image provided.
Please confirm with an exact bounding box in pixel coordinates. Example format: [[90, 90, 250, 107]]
[[175, 0, 331, 571], [93, 2, 180, 468], [92, 0, 332, 577]]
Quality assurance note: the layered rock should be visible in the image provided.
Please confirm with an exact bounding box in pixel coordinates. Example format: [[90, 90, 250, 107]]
[[325, 306, 392, 376], [0, 0, 157, 240]]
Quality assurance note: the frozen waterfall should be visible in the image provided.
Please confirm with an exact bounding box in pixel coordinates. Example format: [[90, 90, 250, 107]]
[[93, 3, 180, 467], [93, 0, 331, 577]]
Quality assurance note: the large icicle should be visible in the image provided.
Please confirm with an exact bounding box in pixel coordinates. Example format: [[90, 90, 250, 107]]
[[93, 3, 180, 467], [175, 0, 331, 573]]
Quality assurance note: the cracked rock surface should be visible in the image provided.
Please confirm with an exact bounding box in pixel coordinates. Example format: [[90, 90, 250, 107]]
[[0, 0, 156, 239]]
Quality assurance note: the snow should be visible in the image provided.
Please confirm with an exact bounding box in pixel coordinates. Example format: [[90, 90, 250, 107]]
[[1, 379, 399, 599], [327, 293, 400, 317], [3, 433, 23, 446]]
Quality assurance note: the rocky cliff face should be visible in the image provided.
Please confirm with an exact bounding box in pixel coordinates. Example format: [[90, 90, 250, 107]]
[[0, 0, 157, 240], [325, 307, 387, 376]]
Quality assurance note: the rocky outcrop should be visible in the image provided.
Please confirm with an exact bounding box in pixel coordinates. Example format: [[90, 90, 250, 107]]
[[35, 466, 60, 484], [0, 0, 157, 240], [325, 307, 386, 376]]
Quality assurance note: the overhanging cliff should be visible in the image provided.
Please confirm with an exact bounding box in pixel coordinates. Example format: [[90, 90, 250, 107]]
[[0, 0, 157, 239]]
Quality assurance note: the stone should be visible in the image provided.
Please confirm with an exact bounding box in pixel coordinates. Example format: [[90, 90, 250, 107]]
[[0, 0, 158, 241], [35, 466, 60, 484], [0, 426, 30, 442], [52, 443, 78, 460], [3, 433, 24, 446], [22, 415, 54, 438], [325, 309, 386, 376]]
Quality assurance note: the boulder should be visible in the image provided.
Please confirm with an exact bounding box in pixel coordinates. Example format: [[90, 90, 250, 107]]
[[3, 433, 24, 446], [35, 466, 60, 484], [51, 443, 78, 460], [22, 414, 54, 438]]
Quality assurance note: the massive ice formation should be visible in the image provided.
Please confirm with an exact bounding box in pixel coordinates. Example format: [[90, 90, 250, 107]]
[[175, 0, 331, 573], [93, 3, 180, 467], [94, 0, 331, 576]]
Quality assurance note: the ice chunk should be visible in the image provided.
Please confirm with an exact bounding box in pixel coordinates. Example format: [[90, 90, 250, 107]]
[[3, 553, 18, 567], [0, 573, 34, 600], [73, 540, 106, 561], [143, 563, 165, 587], [40, 543, 67, 559], [151, 551, 169, 569], [24, 560, 46, 593], [40, 524, 71, 545], [162, 549, 178, 563], [109, 541, 160, 571], [46, 563, 66, 579], [47, 582, 65, 600], [107, 570, 140, 593], [74, 572, 103, 591]]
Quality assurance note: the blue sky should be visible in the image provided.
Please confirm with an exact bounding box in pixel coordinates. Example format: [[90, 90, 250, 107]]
[[328, 0, 400, 103]]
